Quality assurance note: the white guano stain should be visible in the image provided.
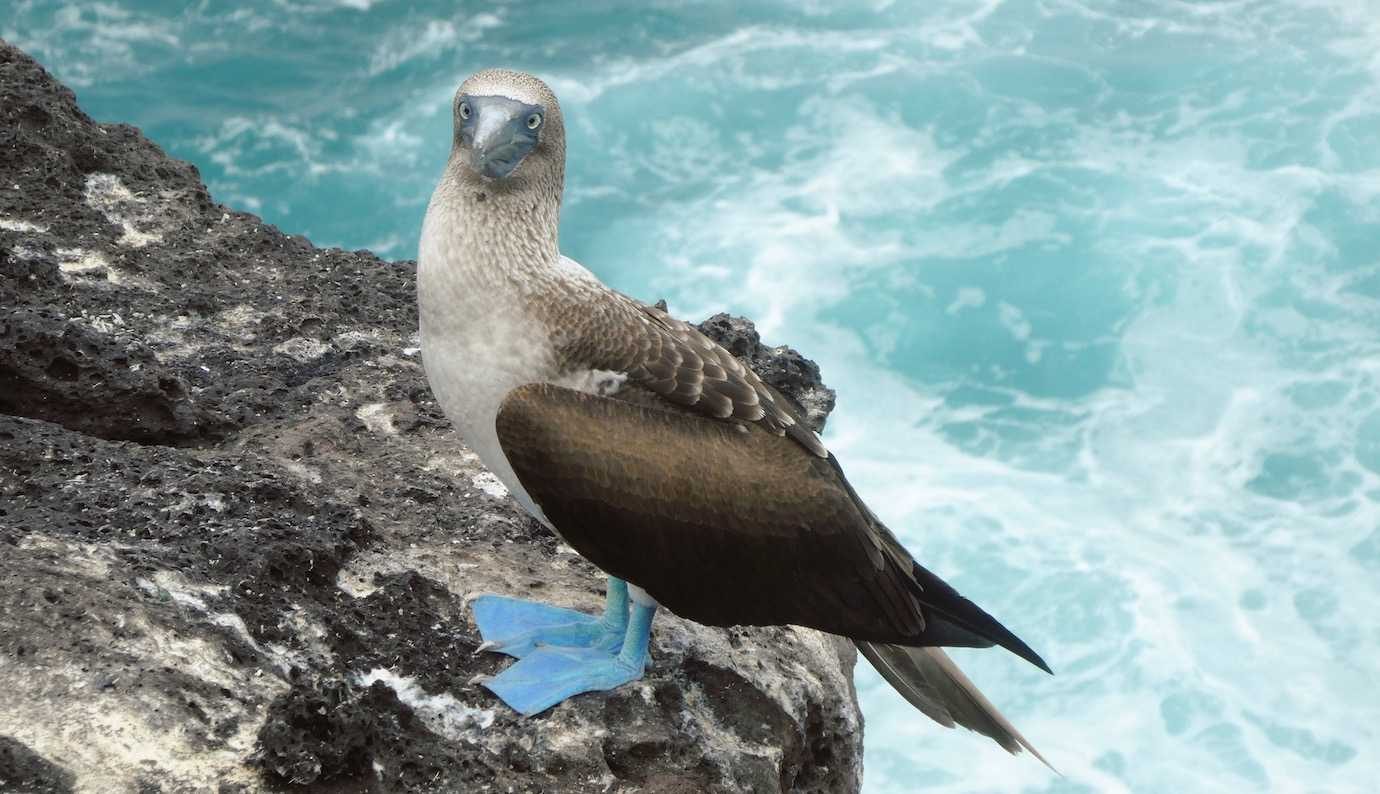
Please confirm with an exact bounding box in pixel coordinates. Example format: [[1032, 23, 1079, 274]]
[[214, 304, 264, 339], [470, 470, 509, 499], [0, 216, 48, 233], [356, 668, 495, 740], [2, 536, 283, 792], [82, 312, 126, 334], [356, 402, 398, 434], [163, 491, 229, 516], [273, 337, 332, 362], [54, 247, 158, 290], [56, 248, 111, 276], [281, 460, 324, 484], [84, 173, 163, 248]]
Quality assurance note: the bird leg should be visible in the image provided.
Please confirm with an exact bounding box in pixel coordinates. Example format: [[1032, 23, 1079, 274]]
[[471, 576, 630, 659], [482, 598, 656, 715]]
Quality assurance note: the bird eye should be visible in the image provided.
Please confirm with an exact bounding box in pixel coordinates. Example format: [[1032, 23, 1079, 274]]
[[526, 113, 542, 130], [458, 101, 472, 120]]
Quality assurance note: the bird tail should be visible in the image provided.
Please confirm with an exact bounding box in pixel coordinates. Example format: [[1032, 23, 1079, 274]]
[[856, 640, 1053, 770]]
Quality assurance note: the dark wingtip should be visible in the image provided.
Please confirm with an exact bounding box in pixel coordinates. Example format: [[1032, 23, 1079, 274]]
[[912, 561, 1053, 674], [820, 450, 1054, 674], [981, 616, 1052, 674]]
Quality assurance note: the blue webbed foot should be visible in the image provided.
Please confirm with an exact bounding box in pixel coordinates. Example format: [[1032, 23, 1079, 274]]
[[471, 578, 629, 659], [483, 601, 656, 715], [483, 645, 646, 715], [471, 596, 615, 657]]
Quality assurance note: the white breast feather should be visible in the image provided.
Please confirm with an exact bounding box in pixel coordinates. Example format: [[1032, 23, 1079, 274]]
[[418, 206, 558, 524]]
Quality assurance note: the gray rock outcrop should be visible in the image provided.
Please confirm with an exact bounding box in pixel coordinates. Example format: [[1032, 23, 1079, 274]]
[[0, 40, 860, 793]]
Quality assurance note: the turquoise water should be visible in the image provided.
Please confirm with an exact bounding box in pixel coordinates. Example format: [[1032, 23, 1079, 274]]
[[8, 1, 1379, 790]]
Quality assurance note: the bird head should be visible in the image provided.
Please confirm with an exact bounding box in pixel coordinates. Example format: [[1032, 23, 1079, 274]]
[[450, 69, 564, 183]]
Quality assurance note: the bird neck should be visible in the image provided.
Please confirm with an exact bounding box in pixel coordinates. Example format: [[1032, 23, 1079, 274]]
[[418, 160, 573, 334], [450, 160, 562, 274]]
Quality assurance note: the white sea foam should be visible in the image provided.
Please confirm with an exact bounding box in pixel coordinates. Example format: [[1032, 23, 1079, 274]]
[[366, 14, 502, 76]]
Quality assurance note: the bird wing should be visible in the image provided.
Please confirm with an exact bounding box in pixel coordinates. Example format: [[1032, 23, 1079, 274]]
[[545, 292, 1049, 670], [493, 382, 1045, 667], [554, 297, 828, 457], [493, 382, 1050, 757], [494, 381, 916, 638]]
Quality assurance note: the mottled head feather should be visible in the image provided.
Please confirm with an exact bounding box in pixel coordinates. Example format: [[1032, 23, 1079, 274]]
[[458, 68, 561, 114], [448, 68, 566, 192]]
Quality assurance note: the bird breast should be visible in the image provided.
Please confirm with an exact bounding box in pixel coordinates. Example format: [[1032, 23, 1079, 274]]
[[417, 199, 561, 522], [416, 183, 632, 524]]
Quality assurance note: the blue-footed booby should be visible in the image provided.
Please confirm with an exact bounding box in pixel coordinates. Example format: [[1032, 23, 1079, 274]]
[[417, 68, 1051, 760]]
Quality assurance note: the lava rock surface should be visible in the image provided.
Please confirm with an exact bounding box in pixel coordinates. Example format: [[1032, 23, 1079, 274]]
[[0, 40, 860, 793]]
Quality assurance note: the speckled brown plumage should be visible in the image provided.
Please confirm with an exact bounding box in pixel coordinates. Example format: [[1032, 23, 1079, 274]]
[[552, 299, 828, 457]]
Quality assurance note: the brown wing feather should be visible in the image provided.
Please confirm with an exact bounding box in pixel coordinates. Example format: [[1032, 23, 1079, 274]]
[[494, 383, 1050, 758], [495, 382, 1052, 759], [561, 299, 827, 457], [856, 642, 1053, 766], [497, 381, 1052, 669], [495, 382, 921, 640]]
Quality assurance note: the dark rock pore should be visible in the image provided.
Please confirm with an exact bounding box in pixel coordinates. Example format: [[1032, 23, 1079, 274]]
[[1, 305, 231, 443], [0, 40, 861, 793]]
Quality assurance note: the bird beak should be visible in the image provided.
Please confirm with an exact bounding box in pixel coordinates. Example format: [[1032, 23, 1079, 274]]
[[468, 98, 539, 180]]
